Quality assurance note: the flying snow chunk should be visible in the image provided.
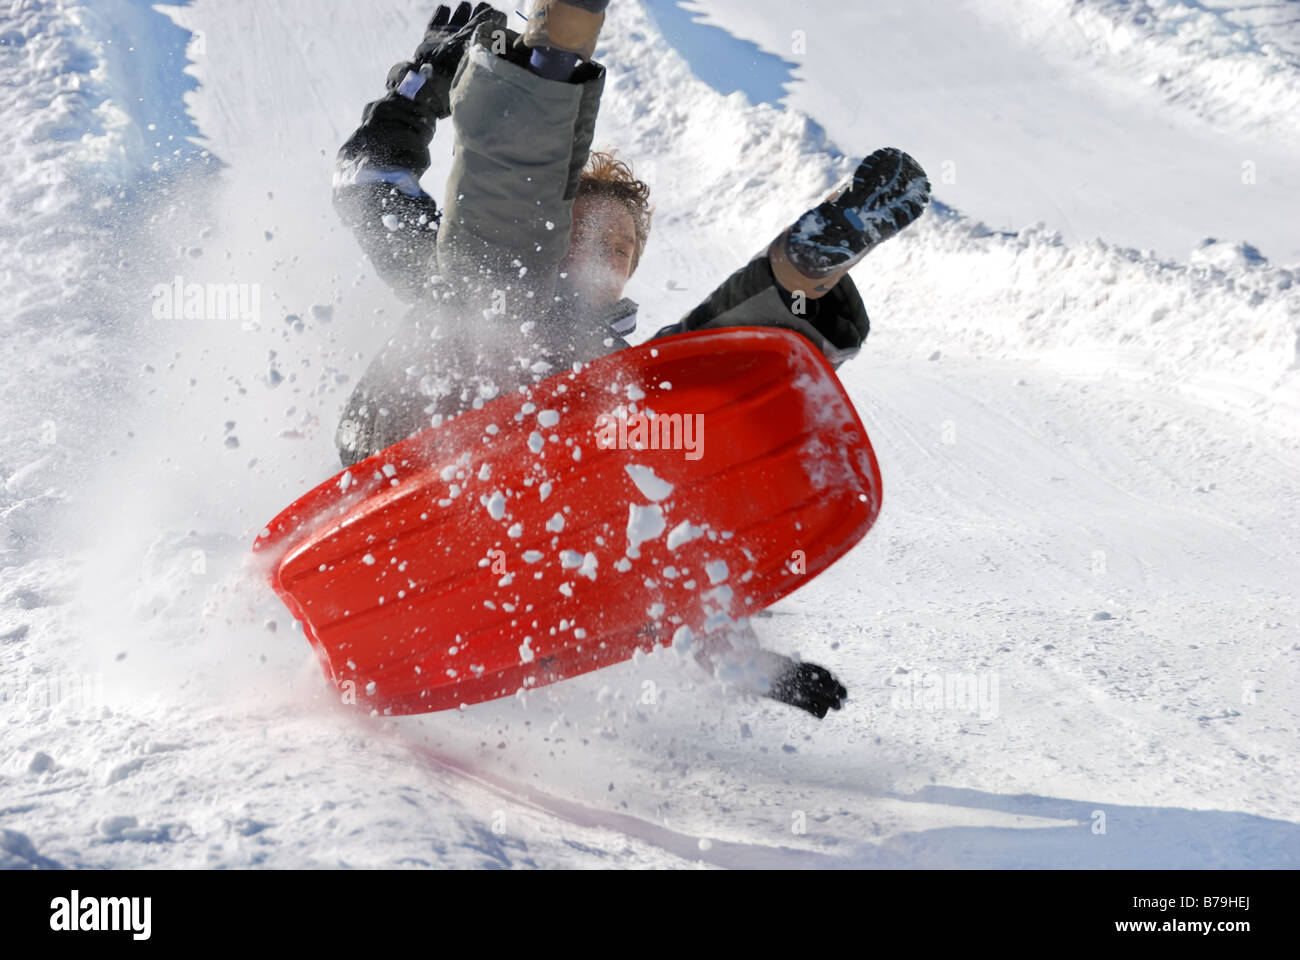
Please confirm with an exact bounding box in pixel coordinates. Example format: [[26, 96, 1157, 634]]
[[381, 214, 401, 232], [545, 512, 565, 533], [706, 584, 734, 609], [671, 625, 693, 653], [625, 464, 674, 502], [667, 520, 705, 550], [528, 431, 545, 454], [626, 503, 666, 557], [519, 637, 534, 664], [538, 409, 560, 428], [486, 490, 506, 520], [705, 559, 729, 584]]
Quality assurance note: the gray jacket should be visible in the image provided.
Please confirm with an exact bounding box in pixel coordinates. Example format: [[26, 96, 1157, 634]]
[[333, 23, 871, 467]]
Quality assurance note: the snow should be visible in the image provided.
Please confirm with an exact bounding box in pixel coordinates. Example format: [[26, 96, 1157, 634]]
[[676, 0, 1300, 267], [625, 503, 667, 557], [624, 463, 675, 501], [666, 520, 706, 551], [0, 0, 1296, 870]]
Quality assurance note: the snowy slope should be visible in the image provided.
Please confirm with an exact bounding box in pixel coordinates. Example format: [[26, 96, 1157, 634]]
[[672, 0, 1300, 264], [996, 0, 1300, 142], [1, 0, 1297, 869]]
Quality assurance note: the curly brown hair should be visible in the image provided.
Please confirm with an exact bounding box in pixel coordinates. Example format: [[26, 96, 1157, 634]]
[[575, 150, 653, 272]]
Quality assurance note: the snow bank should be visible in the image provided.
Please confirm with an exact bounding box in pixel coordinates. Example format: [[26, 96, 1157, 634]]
[[860, 213, 1300, 439], [993, 0, 1300, 144], [0, 0, 214, 553]]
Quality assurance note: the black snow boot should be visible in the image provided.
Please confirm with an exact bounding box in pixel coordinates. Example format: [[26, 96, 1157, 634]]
[[766, 659, 848, 719], [769, 147, 931, 298]]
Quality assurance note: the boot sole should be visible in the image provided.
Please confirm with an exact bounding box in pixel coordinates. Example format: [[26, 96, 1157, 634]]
[[786, 147, 931, 279]]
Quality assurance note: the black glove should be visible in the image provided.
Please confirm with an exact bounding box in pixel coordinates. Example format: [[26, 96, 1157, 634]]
[[766, 660, 847, 720], [396, 2, 506, 121], [339, 4, 504, 176]]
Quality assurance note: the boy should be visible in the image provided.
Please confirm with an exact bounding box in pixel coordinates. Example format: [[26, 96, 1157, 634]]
[[332, 1, 931, 718]]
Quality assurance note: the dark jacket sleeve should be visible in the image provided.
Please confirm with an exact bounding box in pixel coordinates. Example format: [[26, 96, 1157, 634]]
[[333, 61, 443, 303], [650, 251, 871, 368]]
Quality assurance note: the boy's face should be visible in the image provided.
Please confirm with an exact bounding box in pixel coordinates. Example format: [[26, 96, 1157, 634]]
[[560, 194, 637, 313]]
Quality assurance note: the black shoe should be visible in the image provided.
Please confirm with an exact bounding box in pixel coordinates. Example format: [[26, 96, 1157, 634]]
[[783, 147, 931, 281], [766, 659, 848, 719]]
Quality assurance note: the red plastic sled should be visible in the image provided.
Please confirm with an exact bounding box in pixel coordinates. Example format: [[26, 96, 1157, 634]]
[[253, 327, 882, 714]]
